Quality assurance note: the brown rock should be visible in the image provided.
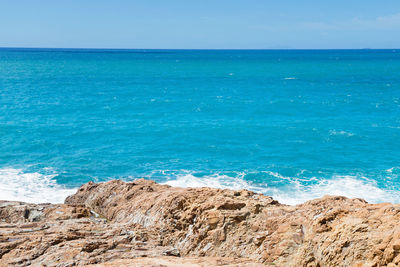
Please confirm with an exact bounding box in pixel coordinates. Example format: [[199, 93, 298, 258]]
[[1, 179, 400, 266], [84, 257, 263, 267]]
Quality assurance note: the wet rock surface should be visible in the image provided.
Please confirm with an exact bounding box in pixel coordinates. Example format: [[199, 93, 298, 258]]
[[2, 179, 400, 266]]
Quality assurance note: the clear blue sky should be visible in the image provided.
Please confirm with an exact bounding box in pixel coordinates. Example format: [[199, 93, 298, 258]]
[[1, 0, 400, 49]]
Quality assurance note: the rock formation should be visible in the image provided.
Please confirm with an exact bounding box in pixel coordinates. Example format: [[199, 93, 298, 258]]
[[2, 179, 400, 266]]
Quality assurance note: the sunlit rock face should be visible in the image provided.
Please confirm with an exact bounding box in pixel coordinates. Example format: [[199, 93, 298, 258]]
[[2, 179, 400, 267]]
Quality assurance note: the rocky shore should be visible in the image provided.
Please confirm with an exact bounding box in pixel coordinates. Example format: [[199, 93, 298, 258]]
[[1, 179, 400, 266]]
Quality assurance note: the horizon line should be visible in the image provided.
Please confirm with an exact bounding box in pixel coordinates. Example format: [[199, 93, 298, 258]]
[[0, 46, 399, 51]]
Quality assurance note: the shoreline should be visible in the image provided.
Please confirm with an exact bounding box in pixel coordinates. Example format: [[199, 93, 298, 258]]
[[2, 167, 398, 206], [2, 178, 400, 266]]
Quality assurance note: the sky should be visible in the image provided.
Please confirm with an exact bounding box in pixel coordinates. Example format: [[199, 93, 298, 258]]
[[0, 0, 400, 49]]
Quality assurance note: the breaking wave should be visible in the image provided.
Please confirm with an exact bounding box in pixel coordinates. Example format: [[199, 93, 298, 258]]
[[1, 167, 399, 206], [160, 171, 400, 205], [0, 168, 76, 203]]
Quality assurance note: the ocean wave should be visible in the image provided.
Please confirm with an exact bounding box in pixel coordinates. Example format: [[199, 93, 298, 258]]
[[161, 171, 400, 205], [387, 167, 400, 174], [1, 167, 399, 206], [162, 172, 277, 195], [272, 176, 399, 205], [329, 130, 355, 137], [0, 168, 76, 203]]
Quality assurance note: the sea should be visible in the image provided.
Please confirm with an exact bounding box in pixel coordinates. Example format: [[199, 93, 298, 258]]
[[1, 48, 399, 205]]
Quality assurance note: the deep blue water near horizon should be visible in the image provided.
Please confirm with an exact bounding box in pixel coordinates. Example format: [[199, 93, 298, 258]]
[[1, 48, 400, 204]]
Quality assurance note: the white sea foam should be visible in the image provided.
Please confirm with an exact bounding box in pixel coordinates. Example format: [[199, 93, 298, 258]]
[[272, 176, 399, 205], [163, 172, 274, 195], [0, 168, 76, 203], [162, 172, 400, 206], [386, 167, 400, 175], [329, 130, 355, 136], [387, 167, 395, 173], [284, 77, 297, 80], [2, 167, 398, 206]]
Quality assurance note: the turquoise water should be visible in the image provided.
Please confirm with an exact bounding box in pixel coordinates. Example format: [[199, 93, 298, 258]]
[[1, 48, 400, 204]]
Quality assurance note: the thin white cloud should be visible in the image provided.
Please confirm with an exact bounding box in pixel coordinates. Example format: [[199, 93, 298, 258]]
[[351, 13, 400, 29], [252, 13, 400, 32]]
